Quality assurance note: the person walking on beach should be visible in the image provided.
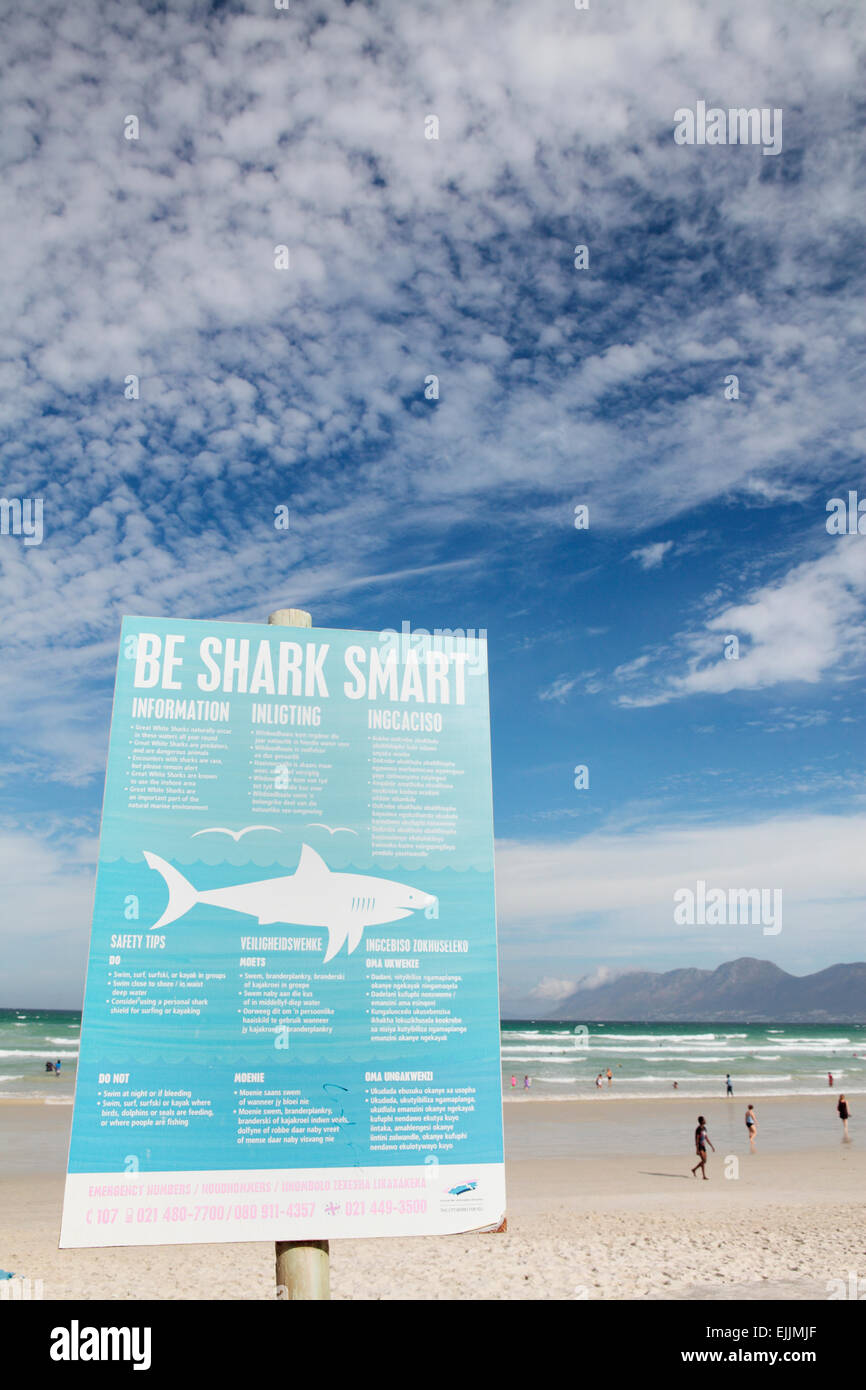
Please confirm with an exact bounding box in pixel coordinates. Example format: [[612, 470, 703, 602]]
[[55, 1059, 61, 1075], [691, 1115, 715, 1179], [837, 1093, 851, 1141], [523, 1074, 531, 1090], [510, 1075, 517, 1089], [745, 1104, 757, 1152], [726, 1073, 733, 1097], [606, 1067, 613, 1087], [595, 1073, 604, 1089], [828, 1071, 834, 1087]]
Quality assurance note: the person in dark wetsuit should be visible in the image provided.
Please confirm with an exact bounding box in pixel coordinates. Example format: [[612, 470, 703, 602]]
[[837, 1094, 851, 1140], [691, 1115, 715, 1179]]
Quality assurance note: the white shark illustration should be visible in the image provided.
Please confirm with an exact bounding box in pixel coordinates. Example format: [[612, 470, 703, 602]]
[[143, 844, 436, 963]]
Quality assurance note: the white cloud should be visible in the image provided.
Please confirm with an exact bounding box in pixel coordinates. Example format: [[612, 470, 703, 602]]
[[495, 812, 866, 964], [1, 2, 863, 535], [538, 675, 579, 703], [573, 966, 624, 991], [0, 4, 861, 795], [630, 541, 674, 569], [528, 976, 580, 1003], [0, 826, 95, 1007], [616, 540, 866, 706], [528, 967, 622, 1002]]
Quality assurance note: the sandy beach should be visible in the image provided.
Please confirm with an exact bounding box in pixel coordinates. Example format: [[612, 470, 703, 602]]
[[3, 1096, 863, 1300]]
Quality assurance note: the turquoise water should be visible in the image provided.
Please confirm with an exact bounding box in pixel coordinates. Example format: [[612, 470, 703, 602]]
[[501, 1020, 866, 1101], [3, 1011, 865, 1105], [0, 1009, 79, 1103]]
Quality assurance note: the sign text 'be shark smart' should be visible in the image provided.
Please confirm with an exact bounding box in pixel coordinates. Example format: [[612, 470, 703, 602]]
[[61, 616, 505, 1246]]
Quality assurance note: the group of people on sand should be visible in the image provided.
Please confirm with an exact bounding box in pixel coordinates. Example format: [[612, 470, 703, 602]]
[[690, 1106, 759, 1178], [691, 1092, 852, 1178], [519, 1064, 854, 1147]]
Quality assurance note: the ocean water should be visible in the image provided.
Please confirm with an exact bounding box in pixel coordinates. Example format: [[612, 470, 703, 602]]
[[501, 1020, 866, 1101], [0, 1009, 80, 1103], [3, 1011, 865, 1107]]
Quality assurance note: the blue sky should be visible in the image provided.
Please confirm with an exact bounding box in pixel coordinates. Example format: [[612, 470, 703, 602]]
[[1, 0, 864, 1012]]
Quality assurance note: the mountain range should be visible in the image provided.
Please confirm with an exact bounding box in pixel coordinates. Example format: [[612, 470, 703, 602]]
[[546, 958, 866, 1023]]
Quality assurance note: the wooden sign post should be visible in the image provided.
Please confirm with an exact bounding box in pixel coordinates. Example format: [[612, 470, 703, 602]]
[[268, 604, 331, 1302]]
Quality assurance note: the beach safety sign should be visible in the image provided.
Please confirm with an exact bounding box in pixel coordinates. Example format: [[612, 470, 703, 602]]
[[60, 616, 505, 1246]]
